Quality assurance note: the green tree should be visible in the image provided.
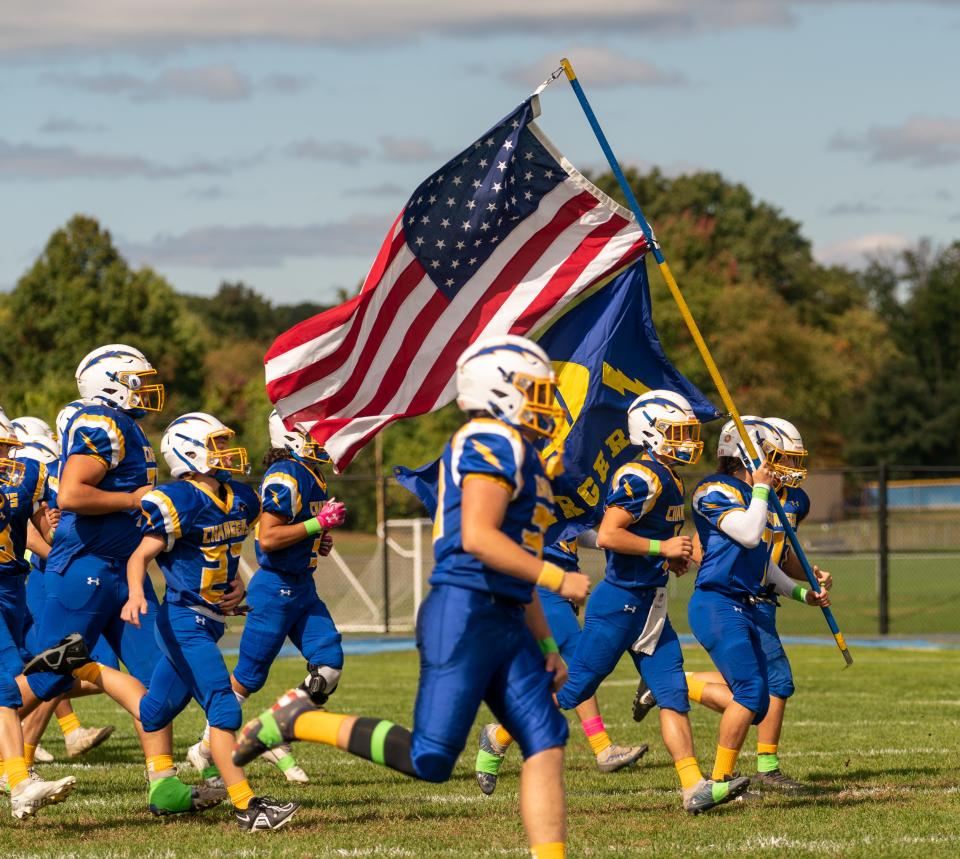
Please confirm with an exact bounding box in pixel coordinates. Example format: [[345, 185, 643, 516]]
[[0, 215, 206, 430]]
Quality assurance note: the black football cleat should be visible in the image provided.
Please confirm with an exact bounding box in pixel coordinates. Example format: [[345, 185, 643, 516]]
[[23, 633, 92, 676]]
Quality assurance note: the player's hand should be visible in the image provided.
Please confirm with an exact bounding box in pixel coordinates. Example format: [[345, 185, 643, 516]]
[[754, 461, 777, 488], [121, 593, 149, 627], [129, 485, 153, 510], [316, 498, 347, 529], [42, 502, 61, 531], [668, 556, 692, 576], [806, 587, 831, 608], [660, 535, 693, 560], [221, 578, 246, 614], [814, 565, 833, 591], [558, 572, 591, 605], [319, 531, 334, 556], [544, 652, 568, 692]]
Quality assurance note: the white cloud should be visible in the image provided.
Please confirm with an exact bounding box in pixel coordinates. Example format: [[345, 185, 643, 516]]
[[286, 139, 371, 166], [38, 116, 105, 134], [46, 64, 252, 102], [0, 139, 228, 180], [121, 214, 392, 268], [505, 46, 685, 89], [378, 135, 442, 163], [814, 233, 912, 268], [0, 1, 798, 55], [830, 117, 960, 168]]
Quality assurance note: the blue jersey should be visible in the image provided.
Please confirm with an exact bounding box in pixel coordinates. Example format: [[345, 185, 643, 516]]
[[542, 539, 579, 572], [0, 458, 47, 576], [431, 417, 555, 603], [766, 486, 811, 566], [48, 405, 158, 571], [603, 453, 686, 590], [140, 478, 260, 615], [0, 491, 14, 567], [255, 459, 328, 575], [692, 474, 769, 597], [27, 460, 59, 574]]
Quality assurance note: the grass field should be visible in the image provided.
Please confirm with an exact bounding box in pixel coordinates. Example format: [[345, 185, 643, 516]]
[[2, 643, 958, 857]]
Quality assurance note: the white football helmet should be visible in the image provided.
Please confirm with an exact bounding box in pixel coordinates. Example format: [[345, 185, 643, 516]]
[[161, 412, 249, 479], [764, 417, 808, 487], [455, 335, 562, 438], [717, 415, 788, 476], [76, 344, 165, 413], [56, 398, 96, 443], [268, 410, 330, 465], [627, 390, 703, 466], [0, 406, 25, 487], [12, 416, 60, 465]]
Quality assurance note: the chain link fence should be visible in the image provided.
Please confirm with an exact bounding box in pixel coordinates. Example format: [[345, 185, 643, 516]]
[[235, 467, 960, 638]]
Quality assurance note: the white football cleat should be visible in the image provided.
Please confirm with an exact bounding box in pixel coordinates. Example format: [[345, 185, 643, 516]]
[[10, 774, 76, 819], [65, 725, 115, 757], [33, 745, 55, 763], [186, 740, 224, 788], [260, 745, 310, 784]]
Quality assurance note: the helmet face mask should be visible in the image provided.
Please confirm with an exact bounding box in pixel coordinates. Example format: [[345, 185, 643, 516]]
[[763, 417, 807, 487], [0, 408, 25, 485], [628, 391, 703, 466], [0, 455, 25, 488], [204, 428, 250, 476], [109, 368, 165, 413], [508, 370, 564, 440]]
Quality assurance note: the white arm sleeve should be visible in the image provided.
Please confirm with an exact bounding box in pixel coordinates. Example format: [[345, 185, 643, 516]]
[[717, 485, 771, 548], [766, 561, 798, 598], [576, 529, 599, 551]]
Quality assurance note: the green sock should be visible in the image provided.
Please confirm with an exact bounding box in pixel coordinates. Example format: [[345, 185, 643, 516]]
[[475, 749, 504, 776], [276, 752, 299, 773], [148, 776, 193, 813], [757, 753, 780, 774], [201, 765, 221, 781]]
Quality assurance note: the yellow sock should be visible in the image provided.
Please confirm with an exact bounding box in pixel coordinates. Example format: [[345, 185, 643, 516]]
[[530, 843, 565, 859], [674, 756, 703, 790], [685, 672, 707, 703], [58, 712, 82, 736], [586, 729, 611, 756], [73, 663, 103, 683], [4, 757, 29, 790], [293, 710, 347, 746], [146, 754, 175, 778], [712, 745, 740, 781], [494, 725, 514, 747], [758, 742, 778, 756], [23, 744, 36, 768], [227, 779, 255, 810]]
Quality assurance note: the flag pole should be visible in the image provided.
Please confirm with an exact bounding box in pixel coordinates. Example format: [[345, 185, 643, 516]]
[[559, 57, 853, 667]]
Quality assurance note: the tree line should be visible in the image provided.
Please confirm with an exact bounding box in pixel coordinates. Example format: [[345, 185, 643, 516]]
[[0, 169, 956, 528]]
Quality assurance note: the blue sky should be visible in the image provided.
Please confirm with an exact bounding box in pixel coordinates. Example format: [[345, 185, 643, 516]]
[[2, 1, 958, 304]]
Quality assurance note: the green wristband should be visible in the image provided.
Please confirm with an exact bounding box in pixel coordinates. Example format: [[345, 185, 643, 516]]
[[792, 585, 809, 603], [303, 517, 323, 536], [752, 485, 770, 502], [647, 539, 661, 556], [538, 637, 560, 656]]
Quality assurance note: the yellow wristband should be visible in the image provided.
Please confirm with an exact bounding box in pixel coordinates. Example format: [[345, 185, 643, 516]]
[[536, 561, 565, 593]]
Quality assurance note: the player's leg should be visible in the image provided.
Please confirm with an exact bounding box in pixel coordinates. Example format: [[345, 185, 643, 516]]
[[752, 602, 801, 790], [633, 668, 731, 721], [485, 613, 569, 857], [58, 634, 118, 757], [689, 590, 769, 782], [235, 586, 494, 785], [632, 618, 748, 812]]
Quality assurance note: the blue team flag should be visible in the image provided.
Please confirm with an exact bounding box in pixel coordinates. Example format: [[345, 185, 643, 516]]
[[395, 258, 719, 540]]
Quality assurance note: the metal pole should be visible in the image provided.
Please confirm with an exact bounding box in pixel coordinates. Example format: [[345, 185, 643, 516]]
[[376, 435, 389, 634], [877, 461, 890, 635]]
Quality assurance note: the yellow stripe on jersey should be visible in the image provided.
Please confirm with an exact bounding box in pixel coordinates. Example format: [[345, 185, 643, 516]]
[[262, 472, 302, 517], [145, 489, 182, 551], [692, 481, 747, 511], [188, 479, 235, 514], [462, 473, 513, 492], [612, 462, 663, 519], [31, 462, 47, 512], [432, 462, 447, 543], [74, 415, 126, 469]]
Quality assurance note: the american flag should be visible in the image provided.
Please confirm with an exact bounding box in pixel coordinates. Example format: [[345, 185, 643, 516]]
[[265, 96, 647, 470]]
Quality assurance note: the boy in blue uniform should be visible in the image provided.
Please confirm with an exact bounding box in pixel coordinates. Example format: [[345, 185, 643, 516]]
[[188, 409, 346, 786], [18, 346, 221, 815], [14, 415, 115, 763], [474, 535, 648, 795], [660, 417, 830, 790], [29, 412, 300, 831], [687, 417, 831, 786], [555, 391, 749, 813], [235, 335, 590, 859], [0, 408, 76, 818]]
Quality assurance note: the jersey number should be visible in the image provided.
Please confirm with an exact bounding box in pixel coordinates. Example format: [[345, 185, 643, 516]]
[[199, 543, 242, 604]]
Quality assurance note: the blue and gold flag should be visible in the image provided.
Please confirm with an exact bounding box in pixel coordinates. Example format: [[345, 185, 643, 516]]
[[395, 258, 719, 541]]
